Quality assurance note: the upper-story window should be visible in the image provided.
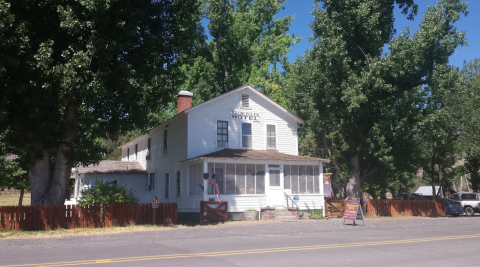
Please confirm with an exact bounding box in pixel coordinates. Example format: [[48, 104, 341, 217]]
[[146, 138, 151, 160], [135, 144, 138, 160], [241, 94, 249, 108], [266, 124, 276, 149], [163, 130, 167, 154], [242, 123, 252, 148], [217, 120, 228, 147]]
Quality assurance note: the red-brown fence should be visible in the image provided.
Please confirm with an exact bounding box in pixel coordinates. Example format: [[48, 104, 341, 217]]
[[325, 199, 347, 217], [0, 203, 177, 232], [366, 199, 446, 217]]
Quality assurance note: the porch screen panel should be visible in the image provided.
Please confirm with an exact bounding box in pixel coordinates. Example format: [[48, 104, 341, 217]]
[[314, 167, 320, 194], [226, 163, 235, 194], [236, 164, 246, 194], [256, 164, 265, 194], [215, 165, 225, 194], [189, 163, 203, 195], [284, 165, 291, 189], [246, 164, 255, 194], [291, 165, 299, 194], [208, 163, 224, 194], [299, 166, 307, 194], [307, 166, 314, 194]]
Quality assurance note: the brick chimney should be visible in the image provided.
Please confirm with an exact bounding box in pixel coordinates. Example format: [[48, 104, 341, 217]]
[[177, 91, 193, 113]]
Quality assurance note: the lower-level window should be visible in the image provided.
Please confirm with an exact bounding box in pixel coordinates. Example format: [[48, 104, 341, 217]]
[[284, 165, 319, 194], [165, 173, 170, 198]]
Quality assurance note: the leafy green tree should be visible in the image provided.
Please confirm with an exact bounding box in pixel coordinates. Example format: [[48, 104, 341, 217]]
[[179, 0, 300, 105], [457, 59, 480, 191], [0, 155, 29, 206], [286, 0, 468, 198], [0, 0, 202, 205]]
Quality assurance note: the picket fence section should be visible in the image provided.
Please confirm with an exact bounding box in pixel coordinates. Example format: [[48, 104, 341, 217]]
[[366, 199, 446, 217], [0, 203, 177, 232]]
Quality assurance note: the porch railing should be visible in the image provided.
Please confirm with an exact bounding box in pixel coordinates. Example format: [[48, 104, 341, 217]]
[[284, 193, 299, 214]]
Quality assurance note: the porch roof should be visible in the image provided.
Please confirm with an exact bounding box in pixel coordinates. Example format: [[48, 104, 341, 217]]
[[76, 160, 146, 174], [184, 148, 330, 164]]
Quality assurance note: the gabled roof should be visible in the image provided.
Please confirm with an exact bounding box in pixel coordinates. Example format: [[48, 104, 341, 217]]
[[183, 148, 329, 163], [120, 83, 303, 148], [185, 84, 304, 123], [77, 161, 146, 174]]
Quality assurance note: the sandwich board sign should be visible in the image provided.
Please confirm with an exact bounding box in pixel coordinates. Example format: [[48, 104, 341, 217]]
[[343, 197, 364, 226]]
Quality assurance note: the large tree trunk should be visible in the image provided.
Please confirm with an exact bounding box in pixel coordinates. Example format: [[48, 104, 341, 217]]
[[18, 188, 24, 206], [346, 153, 361, 198], [42, 103, 77, 205], [29, 149, 51, 205], [431, 150, 437, 199], [29, 103, 78, 206], [42, 143, 72, 205]]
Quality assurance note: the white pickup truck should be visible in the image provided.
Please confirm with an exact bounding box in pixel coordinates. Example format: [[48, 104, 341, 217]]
[[449, 193, 480, 216]]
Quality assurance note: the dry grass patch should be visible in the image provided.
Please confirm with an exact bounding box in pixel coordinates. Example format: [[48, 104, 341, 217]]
[[0, 220, 267, 240], [0, 193, 31, 207]]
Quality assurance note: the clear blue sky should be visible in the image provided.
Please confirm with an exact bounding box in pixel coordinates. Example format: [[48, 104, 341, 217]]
[[278, 0, 479, 69]]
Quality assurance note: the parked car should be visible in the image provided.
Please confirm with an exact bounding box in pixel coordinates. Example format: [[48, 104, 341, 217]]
[[439, 198, 464, 216], [449, 192, 480, 216]]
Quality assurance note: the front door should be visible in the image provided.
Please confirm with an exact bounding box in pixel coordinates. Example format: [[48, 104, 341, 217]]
[[268, 168, 284, 206]]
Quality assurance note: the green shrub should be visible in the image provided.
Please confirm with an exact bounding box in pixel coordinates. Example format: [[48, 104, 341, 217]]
[[305, 203, 324, 219], [78, 178, 139, 207]]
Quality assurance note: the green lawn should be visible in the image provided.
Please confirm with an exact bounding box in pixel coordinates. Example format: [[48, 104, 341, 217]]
[[0, 193, 31, 206]]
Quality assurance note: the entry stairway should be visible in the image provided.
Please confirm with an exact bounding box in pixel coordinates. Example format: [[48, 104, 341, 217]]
[[261, 207, 299, 221]]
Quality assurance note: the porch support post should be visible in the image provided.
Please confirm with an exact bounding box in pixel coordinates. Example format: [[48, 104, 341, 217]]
[[203, 160, 208, 201], [319, 163, 325, 218]]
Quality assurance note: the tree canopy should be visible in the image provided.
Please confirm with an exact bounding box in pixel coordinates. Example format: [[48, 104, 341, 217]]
[[0, 0, 202, 205], [286, 0, 469, 198]]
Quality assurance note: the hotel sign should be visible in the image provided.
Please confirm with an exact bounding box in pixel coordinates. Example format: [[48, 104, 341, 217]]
[[231, 110, 260, 121]]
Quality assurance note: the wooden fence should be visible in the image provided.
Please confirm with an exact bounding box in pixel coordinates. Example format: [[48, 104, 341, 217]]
[[325, 199, 346, 217], [365, 199, 446, 217], [324, 199, 446, 218], [0, 203, 177, 232]]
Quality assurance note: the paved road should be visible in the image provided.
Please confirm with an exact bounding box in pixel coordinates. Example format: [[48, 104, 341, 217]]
[[1, 216, 480, 267]]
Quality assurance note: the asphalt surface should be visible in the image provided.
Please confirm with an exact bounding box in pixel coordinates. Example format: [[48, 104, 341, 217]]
[[1, 216, 480, 266]]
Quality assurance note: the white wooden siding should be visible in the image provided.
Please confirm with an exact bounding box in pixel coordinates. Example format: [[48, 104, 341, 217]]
[[187, 88, 299, 158]]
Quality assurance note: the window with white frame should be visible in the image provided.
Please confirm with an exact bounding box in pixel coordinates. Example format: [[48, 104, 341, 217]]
[[217, 120, 228, 147], [284, 165, 319, 194], [146, 138, 151, 160], [241, 94, 249, 108], [135, 144, 138, 160], [127, 148, 130, 160], [242, 123, 252, 148], [165, 173, 170, 198], [266, 124, 276, 149], [148, 173, 155, 191]]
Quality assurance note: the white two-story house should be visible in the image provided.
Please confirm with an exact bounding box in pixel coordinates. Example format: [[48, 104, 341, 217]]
[[72, 84, 329, 215]]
